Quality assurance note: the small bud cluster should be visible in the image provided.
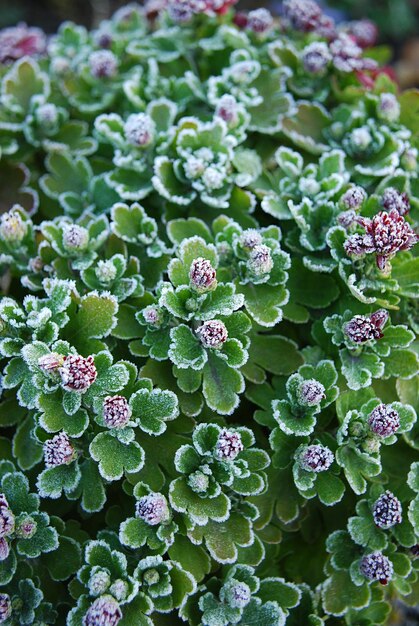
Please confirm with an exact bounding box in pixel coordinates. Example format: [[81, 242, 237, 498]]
[[344, 210, 418, 269], [102, 396, 131, 429], [221, 581, 251, 608], [83, 595, 122, 626], [60, 355, 97, 392], [247, 8, 273, 33], [359, 552, 393, 584], [0, 209, 27, 244], [302, 42, 331, 74], [62, 224, 89, 252], [196, 320, 228, 349], [341, 186, 367, 210], [297, 379, 325, 407], [15, 515, 37, 539], [216, 95, 238, 124], [0, 594, 11, 623], [344, 309, 389, 343], [247, 244, 273, 276], [35, 103, 59, 129], [372, 491, 402, 529], [0, 496, 14, 557], [38, 352, 65, 372], [89, 50, 118, 78], [343, 19, 378, 48], [382, 188, 410, 216], [0, 23, 46, 64], [142, 305, 163, 326], [88, 570, 111, 596], [135, 493, 170, 525], [44, 432, 76, 468], [215, 429, 243, 461], [377, 93, 400, 123], [239, 229, 263, 250], [368, 404, 400, 438], [189, 257, 217, 292], [124, 113, 156, 148], [95, 260, 118, 284], [330, 33, 377, 73], [282, 0, 322, 32], [299, 444, 334, 472], [188, 470, 210, 493]]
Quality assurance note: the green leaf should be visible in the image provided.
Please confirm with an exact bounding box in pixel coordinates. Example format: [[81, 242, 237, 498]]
[[37, 463, 81, 500], [202, 353, 245, 415], [130, 387, 179, 435], [322, 570, 370, 617], [89, 432, 144, 481], [44, 536, 82, 581], [169, 325, 207, 370]]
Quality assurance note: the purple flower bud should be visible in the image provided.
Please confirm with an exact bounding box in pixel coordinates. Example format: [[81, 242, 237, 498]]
[[282, 0, 323, 32], [345, 209, 418, 269], [344, 309, 388, 343], [83, 595, 122, 626], [299, 444, 334, 472], [96, 32, 113, 49], [215, 95, 238, 124], [344, 19, 378, 48], [196, 320, 228, 349], [377, 93, 400, 123], [60, 355, 97, 392], [338, 209, 357, 229], [247, 8, 273, 33], [239, 229, 263, 250], [88, 570, 111, 596], [109, 580, 129, 602], [189, 257, 217, 292], [302, 42, 331, 74], [368, 404, 400, 438], [341, 186, 367, 210], [15, 515, 37, 539], [247, 244, 273, 276], [102, 396, 131, 429], [38, 353, 65, 372], [0, 209, 27, 244], [62, 224, 89, 252], [89, 50, 118, 78], [372, 491, 402, 529], [142, 305, 163, 327], [188, 470, 210, 493], [44, 432, 76, 468], [124, 113, 156, 148], [359, 552, 393, 585], [215, 429, 244, 461], [35, 103, 59, 130], [330, 33, 377, 73], [382, 188, 410, 216], [0, 23, 46, 64], [0, 538, 9, 562], [297, 379, 325, 407], [0, 501, 14, 539], [135, 493, 170, 526], [222, 581, 251, 608], [167, 0, 195, 22], [0, 594, 11, 623]]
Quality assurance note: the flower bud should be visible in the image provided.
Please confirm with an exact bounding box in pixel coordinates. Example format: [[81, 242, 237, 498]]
[[247, 8, 273, 33], [202, 167, 224, 190], [109, 580, 129, 602], [299, 444, 334, 472], [239, 229, 263, 250], [382, 187, 410, 216], [283, 0, 323, 32], [189, 257, 217, 292], [377, 93, 400, 124], [35, 103, 59, 130], [0, 594, 11, 623], [302, 41, 331, 74], [340, 186, 367, 210], [60, 355, 97, 392], [135, 493, 170, 526], [38, 352, 65, 372], [89, 50, 118, 78], [196, 320, 228, 349], [344, 310, 388, 343], [368, 404, 400, 438], [0, 209, 27, 244], [188, 470, 210, 493], [372, 490, 402, 529], [0, 539, 9, 562], [215, 429, 243, 462], [247, 244, 273, 276], [102, 396, 131, 429], [15, 514, 37, 539], [62, 224, 89, 253], [216, 95, 239, 124], [0, 500, 14, 538], [359, 552, 393, 585], [297, 379, 325, 407], [221, 580, 251, 609], [88, 570, 111, 596], [124, 113, 155, 148], [43, 432, 76, 468], [142, 305, 163, 327], [95, 260, 117, 284], [83, 595, 122, 626]]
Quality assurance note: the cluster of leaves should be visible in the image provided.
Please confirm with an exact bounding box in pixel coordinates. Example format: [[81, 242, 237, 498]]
[[0, 0, 418, 625]]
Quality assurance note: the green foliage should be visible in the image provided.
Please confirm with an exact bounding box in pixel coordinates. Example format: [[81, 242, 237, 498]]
[[0, 1, 417, 626]]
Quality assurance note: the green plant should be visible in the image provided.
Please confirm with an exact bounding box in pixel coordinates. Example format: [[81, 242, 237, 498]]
[[0, 0, 418, 624]]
